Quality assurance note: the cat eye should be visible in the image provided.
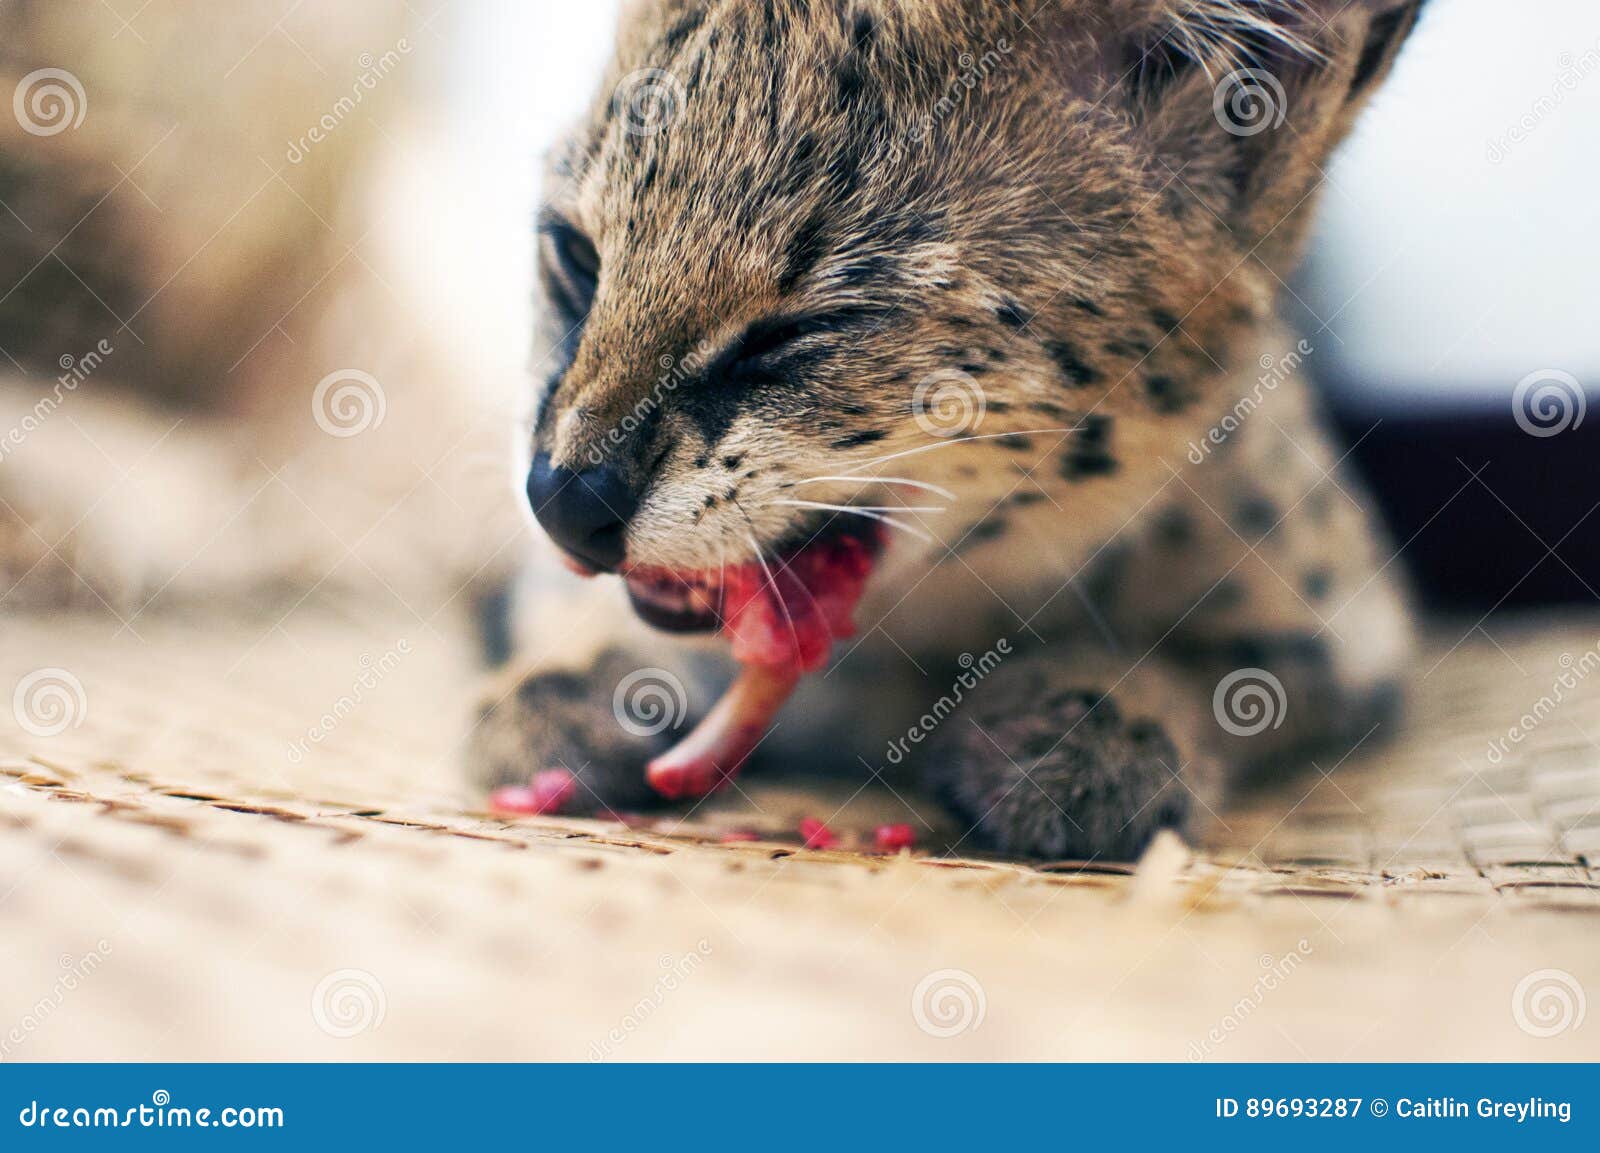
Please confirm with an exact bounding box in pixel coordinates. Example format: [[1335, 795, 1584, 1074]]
[[538, 214, 600, 321], [716, 310, 866, 382]]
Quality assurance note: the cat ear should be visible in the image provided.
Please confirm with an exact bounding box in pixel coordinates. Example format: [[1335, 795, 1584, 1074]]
[[1103, 0, 1427, 267]]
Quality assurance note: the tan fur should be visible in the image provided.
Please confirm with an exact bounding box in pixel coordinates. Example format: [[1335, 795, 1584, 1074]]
[[490, 0, 1428, 856]]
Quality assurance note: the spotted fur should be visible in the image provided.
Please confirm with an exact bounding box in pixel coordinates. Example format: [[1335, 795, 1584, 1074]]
[[479, 0, 1430, 860]]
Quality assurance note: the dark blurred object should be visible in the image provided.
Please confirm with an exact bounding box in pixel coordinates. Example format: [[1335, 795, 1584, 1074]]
[[1330, 400, 1600, 612]]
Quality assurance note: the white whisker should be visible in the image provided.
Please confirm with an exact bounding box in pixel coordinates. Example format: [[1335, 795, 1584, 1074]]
[[773, 500, 945, 514], [766, 501, 935, 543], [838, 426, 1084, 475], [790, 476, 958, 501], [742, 529, 803, 650]]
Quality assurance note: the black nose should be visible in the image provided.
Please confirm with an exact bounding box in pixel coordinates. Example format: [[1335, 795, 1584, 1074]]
[[525, 454, 640, 572]]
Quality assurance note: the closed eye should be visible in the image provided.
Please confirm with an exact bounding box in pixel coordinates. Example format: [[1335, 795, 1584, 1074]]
[[537, 212, 600, 321], [714, 305, 891, 382]]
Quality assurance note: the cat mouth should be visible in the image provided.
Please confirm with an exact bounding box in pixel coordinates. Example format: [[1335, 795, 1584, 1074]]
[[622, 518, 884, 672]]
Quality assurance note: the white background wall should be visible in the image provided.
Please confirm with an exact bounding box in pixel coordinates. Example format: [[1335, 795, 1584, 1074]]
[[1299, 0, 1600, 410]]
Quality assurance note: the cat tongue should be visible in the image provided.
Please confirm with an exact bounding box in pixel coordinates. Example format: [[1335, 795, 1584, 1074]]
[[645, 528, 879, 800]]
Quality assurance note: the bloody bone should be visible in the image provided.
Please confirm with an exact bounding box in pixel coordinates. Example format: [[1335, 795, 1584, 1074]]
[[639, 526, 881, 801]]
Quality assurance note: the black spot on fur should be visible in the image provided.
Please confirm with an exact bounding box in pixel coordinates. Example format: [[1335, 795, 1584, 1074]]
[[780, 209, 830, 293], [722, 453, 744, 470], [1045, 340, 1100, 388], [850, 9, 876, 49], [1153, 507, 1192, 547], [997, 300, 1030, 329], [1302, 568, 1333, 601], [1010, 491, 1046, 507], [1144, 374, 1188, 413], [1071, 297, 1106, 319], [1209, 580, 1245, 610], [1104, 338, 1151, 361], [1233, 494, 1279, 536], [1126, 719, 1165, 744], [1352, 4, 1418, 94], [837, 254, 894, 287], [964, 518, 1009, 545], [996, 435, 1034, 452], [831, 429, 888, 450], [1209, 634, 1331, 670], [1151, 309, 1182, 335], [1061, 415, 1117, 481]]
